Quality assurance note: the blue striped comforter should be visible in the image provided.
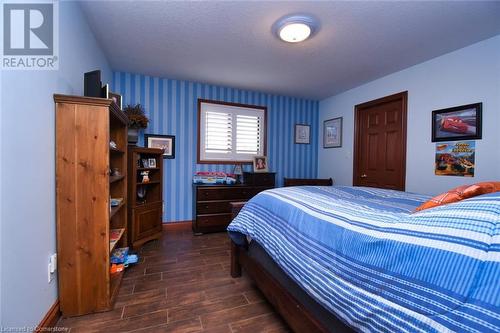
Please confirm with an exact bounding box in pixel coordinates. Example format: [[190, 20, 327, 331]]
[[227, 186, 500, 333]]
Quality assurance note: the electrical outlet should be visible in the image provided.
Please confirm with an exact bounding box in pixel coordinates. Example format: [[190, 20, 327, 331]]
[[48, 253, 57, 283], [49, 253, 57, 273]]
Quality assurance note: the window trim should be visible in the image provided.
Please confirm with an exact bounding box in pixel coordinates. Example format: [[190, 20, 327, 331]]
[[197, 99, 267, 164]]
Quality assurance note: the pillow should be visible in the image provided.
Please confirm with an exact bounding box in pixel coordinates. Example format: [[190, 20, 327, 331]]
[[414, 181, 500, 212], [405, 191, 500, 235]]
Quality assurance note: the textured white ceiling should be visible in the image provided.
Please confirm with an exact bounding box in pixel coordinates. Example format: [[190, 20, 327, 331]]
[[79, 1, 500, 100]]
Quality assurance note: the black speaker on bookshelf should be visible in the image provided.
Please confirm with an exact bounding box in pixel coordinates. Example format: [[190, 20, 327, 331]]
[[84, 70, 102, 98]]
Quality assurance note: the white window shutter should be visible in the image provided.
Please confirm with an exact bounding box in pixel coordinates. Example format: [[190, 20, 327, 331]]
[[199, 101, 265, 162], [205, 111, 232, 154], [236, 114, 261, 155]]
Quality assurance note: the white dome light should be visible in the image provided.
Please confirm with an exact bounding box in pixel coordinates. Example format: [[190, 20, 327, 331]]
[[273, 14, 319, 44], [279, 23, 311, 43]]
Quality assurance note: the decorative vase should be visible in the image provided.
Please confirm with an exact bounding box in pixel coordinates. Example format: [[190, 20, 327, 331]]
[[128, 128, 139, 145]]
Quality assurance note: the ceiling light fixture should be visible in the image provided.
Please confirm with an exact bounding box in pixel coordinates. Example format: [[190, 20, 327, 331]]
[[273, 14, 319, 43]]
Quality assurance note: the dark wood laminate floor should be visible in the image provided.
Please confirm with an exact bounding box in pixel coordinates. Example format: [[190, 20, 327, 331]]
[[57, 228, 289, 333]]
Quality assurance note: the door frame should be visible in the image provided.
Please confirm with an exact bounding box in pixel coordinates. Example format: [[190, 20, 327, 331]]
[[353, 91, 408, 190]]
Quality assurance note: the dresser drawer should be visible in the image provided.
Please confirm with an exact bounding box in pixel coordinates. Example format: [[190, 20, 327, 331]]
[[192, 183, 275, 233], [197, 214, 232, 227], [196, 201, 232, 214], [197, 187, 253, 201]]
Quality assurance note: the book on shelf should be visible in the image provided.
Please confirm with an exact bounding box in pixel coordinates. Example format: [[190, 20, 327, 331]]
[[111, 247, 129, 264], [109, 228, 124, 252], [110, 197, 123, 207]]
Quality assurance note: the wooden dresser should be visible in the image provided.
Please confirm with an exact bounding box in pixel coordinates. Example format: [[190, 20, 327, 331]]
[[192, 172, 275, 234]]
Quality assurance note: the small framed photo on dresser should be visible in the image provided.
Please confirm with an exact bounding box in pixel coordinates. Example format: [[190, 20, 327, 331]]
[[253, 156, 269, 173]]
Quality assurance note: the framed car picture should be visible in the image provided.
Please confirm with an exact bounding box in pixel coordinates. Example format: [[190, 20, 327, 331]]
[[323, 117, 342, 148], [431, 103, 482, 142], [145, 134, 175, 159]]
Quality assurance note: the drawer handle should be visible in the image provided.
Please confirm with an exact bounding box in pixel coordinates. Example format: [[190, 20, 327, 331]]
[[205, 205, 209, 209]]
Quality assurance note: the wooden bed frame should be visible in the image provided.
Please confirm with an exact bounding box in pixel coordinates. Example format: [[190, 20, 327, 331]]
[[230, 240, 352, 333], [230, 195, 352, 333], [230, 241, 329, 332]]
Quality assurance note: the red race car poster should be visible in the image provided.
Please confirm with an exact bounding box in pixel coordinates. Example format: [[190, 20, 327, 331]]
[[432, 103, 482, 142]]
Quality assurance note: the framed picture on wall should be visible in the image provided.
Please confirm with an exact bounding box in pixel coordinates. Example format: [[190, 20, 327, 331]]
[[431, 103, 482, 142], [145, 134, 175, 159], [294, 124, 310, 144], [323, 117, 342, 148]]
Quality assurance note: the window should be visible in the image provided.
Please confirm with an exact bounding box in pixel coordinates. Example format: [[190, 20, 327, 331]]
[[198, 99, 266, 163]]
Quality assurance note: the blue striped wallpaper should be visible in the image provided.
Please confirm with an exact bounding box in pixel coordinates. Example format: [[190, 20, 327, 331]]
[[112, 71, 319, 222]]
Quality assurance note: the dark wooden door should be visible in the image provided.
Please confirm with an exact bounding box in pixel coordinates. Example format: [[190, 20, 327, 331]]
[[353, 92, 407, 190]]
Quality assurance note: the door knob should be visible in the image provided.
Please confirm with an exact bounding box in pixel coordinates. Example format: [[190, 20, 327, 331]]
[[361, 174, 367, 178]]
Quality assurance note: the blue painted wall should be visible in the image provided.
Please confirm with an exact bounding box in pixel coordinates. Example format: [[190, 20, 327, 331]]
[[319, 35, 500, 195], [1, 2, 112, 328], [112, 72, 319, 222]]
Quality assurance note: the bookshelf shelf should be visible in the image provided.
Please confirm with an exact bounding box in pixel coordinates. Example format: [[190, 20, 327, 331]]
[[110, 147, 125, 154], [110, 175, 125, 183], [110, 202, 126, 218], [137, 180, 161, 186]]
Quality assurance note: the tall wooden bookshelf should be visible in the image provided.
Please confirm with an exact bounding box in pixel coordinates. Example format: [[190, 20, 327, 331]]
[[55, 94, 128, 317]]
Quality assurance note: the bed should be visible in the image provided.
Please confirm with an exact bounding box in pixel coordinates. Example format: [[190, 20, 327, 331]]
[[227, 185, 500, 333]]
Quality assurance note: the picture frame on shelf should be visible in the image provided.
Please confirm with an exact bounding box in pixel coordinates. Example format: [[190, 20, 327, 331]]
[[109, 92, 122, 109], [101, 84, 109, 99], [233, 164, 243, 175], [253, 156, 268, 173], [323, 117, 342, 148], [294, 124, 311, 144], [145, 134, 175, 159], [148, 158, 157, 168], [141, 159, 149, 168], [431, 103, 482, 142]]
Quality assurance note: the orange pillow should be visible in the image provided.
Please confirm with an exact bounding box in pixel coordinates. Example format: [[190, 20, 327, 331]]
[[415, 182, 500, 212]]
